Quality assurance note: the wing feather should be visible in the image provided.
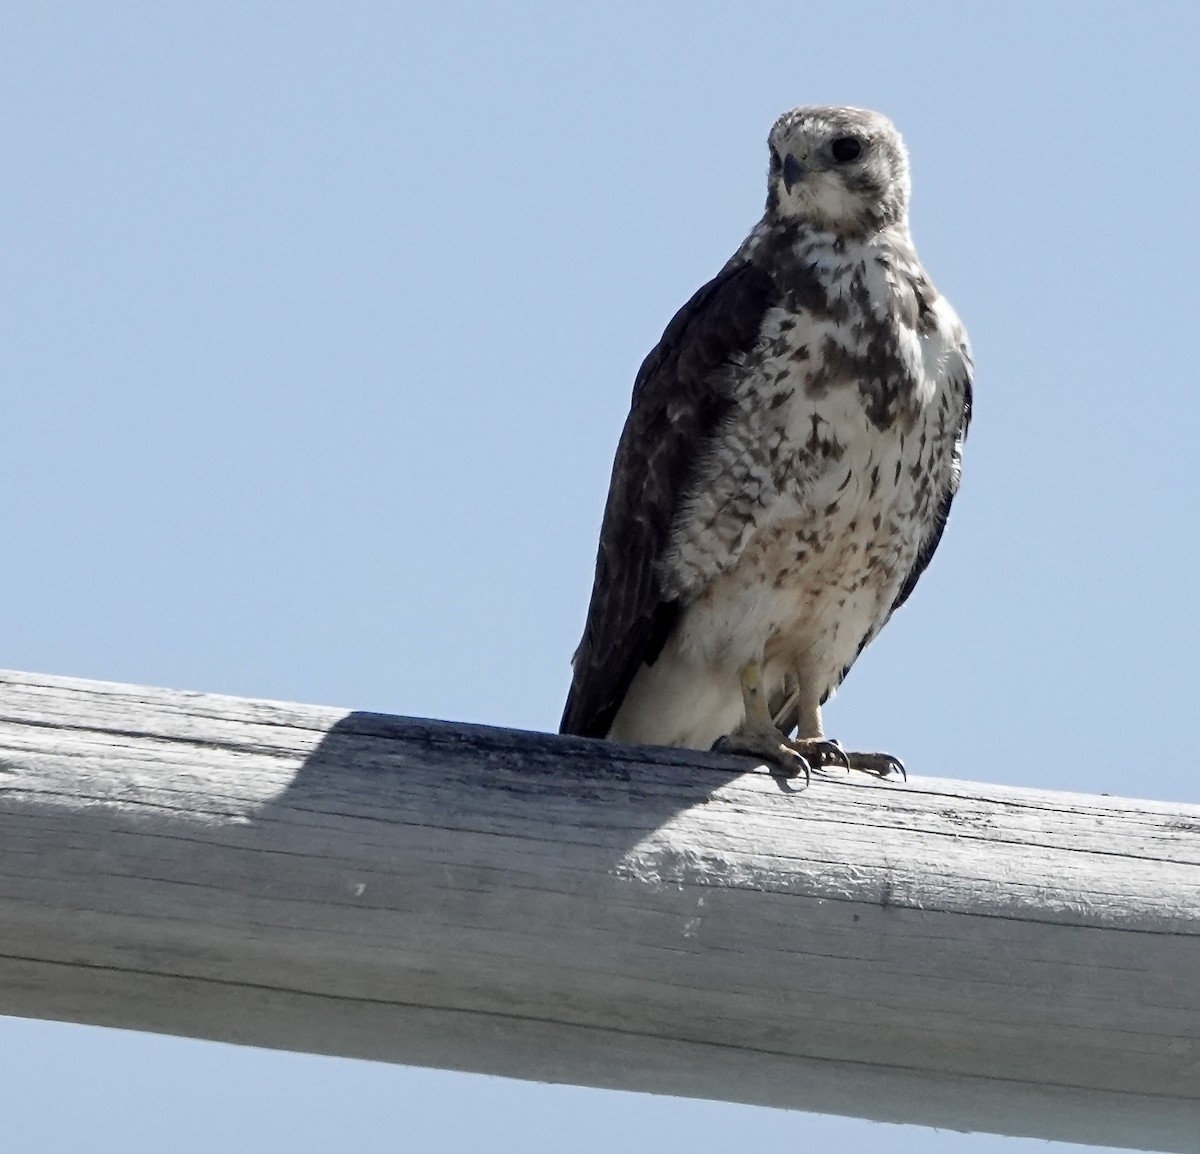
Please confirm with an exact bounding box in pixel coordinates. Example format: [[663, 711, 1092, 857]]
[[889, 363, 973, 616], [559, 260, 777, 737]]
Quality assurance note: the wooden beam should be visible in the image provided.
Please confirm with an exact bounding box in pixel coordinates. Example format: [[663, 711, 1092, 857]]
[[1, 669, 1198, 1150]]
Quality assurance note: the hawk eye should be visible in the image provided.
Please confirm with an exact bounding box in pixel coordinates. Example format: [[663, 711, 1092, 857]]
[[769, 147, 782, 171], [830, 136, 863, 163]]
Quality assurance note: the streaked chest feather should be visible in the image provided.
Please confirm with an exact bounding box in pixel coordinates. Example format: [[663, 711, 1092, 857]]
[[663, 239, 967, 683]]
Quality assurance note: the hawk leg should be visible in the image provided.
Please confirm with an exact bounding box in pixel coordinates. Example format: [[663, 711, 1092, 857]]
[[712, 663, 850, 781], [777, 676, 907, 782], [714, 663, 906, 780]]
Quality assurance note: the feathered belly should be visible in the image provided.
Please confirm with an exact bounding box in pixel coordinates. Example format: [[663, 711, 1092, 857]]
[[607, 509, 915, 751], [678, 496, 918, 693], [607, 392, 953, 750]]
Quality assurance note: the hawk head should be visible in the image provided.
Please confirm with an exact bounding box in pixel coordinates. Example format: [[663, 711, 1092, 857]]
[[766, 106, 911, 234]]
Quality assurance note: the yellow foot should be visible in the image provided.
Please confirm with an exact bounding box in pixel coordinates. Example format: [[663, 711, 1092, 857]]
[[713, 732, 906, 781], [712, 732, 849, 781], [718, 661, 906, 781]]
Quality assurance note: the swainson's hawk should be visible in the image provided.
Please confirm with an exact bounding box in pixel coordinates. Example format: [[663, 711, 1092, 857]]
[[561, 106, 972, 778]]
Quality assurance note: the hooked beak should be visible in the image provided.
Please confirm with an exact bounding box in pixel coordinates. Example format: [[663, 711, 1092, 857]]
[[782, 154, 806, 194]]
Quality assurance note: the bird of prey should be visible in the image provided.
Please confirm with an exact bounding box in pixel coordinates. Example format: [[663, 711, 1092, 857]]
[[560, 106, 972, 778]]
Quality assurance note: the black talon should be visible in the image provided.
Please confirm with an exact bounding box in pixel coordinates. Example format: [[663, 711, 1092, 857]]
[[820, 739, 851, 773], [786, 752, 813, 785], [840, 750, 907, 780]]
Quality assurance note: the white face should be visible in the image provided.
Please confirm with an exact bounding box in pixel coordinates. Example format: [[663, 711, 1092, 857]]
[[766, 106, 911, 233]]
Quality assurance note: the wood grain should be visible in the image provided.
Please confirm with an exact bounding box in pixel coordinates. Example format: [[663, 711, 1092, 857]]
[[1, 669, 1198, 1150]]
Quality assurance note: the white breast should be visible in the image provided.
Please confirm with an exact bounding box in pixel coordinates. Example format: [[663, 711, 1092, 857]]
[[608, 239, 969, 751]]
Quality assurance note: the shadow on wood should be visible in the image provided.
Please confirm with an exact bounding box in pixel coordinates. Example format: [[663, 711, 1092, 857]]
[[1, 670, 1199, 1152]]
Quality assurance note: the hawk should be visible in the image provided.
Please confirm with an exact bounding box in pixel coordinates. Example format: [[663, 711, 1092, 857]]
[[560, 106, 972, 778]]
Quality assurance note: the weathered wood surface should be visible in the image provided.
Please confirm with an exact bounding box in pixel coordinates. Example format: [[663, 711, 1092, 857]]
[[0, 669, 1198, 1150]]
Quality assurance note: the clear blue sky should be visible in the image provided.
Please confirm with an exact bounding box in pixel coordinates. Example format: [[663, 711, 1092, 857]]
[[2, 3, 1197, 1151]]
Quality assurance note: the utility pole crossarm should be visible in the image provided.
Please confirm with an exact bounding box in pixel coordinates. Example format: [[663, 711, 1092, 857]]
[[0, 669, 1197, 1151]]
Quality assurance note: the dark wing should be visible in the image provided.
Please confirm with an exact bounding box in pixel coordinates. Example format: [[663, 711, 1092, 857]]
[[889, 362, 973, 616], [560, 259, 778, 738]]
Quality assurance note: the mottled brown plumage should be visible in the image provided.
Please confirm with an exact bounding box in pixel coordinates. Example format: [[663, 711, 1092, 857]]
[[561, 262, 777, 739], [561, 107, 972, 777]]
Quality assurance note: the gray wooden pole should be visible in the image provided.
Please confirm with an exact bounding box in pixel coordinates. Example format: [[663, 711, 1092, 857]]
[[1, 669, 1198, 1151]]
